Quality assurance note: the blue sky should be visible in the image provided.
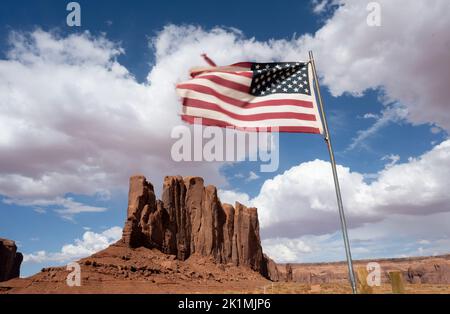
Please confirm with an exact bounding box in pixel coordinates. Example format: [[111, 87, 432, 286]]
[[1, 0, 449, 277]]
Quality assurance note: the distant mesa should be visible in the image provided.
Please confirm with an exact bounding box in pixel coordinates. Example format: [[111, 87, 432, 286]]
[[0, 238, 23, 282], [120, 174, 279, 280]]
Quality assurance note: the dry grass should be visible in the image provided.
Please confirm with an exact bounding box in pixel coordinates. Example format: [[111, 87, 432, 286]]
[[239, 282, 450, 294]]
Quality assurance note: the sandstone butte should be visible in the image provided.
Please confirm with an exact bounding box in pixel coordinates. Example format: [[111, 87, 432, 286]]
[[121, 175, 279, 281], [0, 238, 23, 282]]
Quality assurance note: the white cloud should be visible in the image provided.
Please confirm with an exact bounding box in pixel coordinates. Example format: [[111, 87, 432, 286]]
[[262, 238, 312, 263], [246, 171, 260, 182], [218, 189, 251, 206], [347, 106, 407, 151], [312, 0, 340, 15], [263, 211, 450, 263], [3, 196, 107, 220], [23, 226, 122, 264], [301, 0, 450, 132], [0, 28, 235, 215], [362, 113, 379, 120], [381, 154, 400, 169], [221, 140, 450, 240]]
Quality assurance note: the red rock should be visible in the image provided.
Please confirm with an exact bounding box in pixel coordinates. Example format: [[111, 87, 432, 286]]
[[120, 174, 276, 279], [0, 238, 23, 282], [262, 254, 280, 281]]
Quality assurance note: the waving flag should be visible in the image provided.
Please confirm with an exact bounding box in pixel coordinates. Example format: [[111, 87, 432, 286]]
[[176, 62, 324, 134]]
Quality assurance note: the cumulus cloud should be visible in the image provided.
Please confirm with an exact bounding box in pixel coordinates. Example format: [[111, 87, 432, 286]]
[[218, 189, 251, 206], [0, 29, 233, 215], [263, 212, 450, 263], [219, 140, 450, 240], [23, 226, 122, 264], [303, 0, 450, 132]]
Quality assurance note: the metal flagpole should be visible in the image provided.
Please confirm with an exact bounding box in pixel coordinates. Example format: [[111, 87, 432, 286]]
[[308, 50, 358, 294]]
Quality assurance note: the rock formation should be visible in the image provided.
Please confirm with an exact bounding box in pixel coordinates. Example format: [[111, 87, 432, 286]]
[[277, 255, 450, 285], [0, 238, 23, 282], [121, 175, 278, 280], [407, 263, 450, 284]]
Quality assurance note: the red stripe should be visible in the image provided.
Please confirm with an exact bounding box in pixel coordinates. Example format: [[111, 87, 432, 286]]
[[176, 84, 314, 109], [230, 62, 253, 68], [181, 115, 321, 134], [183, 98, 317, 121], [195, 74, 250, 93]]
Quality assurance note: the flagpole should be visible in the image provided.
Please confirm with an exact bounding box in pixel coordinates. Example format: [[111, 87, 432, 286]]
[[308, 50, 357, 294]]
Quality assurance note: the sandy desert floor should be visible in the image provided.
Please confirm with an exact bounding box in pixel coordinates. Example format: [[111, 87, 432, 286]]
[[1, 244, 449, 294]]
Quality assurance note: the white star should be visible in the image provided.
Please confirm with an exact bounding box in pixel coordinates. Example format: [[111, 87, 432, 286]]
[[252, 88, 256, 93], [276, 65, 281, 69], [272, 89, 276, 92], [283, 88, 288, 92], [293, 80, 297, 84], [294, 88, 299, 92], [305, 88, 309, 93], [261, 91, 265, 95], [265, 65, 270, 69], [255, 64, 260, 69], [299, 83, 303, 87], [255, 78, 259, 82], [285, 63, 290, 67], [302, 73, 307, 77], [288, 84, 292, 88], [257, 70, 262, 73]]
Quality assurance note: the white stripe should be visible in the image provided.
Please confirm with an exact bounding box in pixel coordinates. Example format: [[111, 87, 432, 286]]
[[183, 107, 322, 129], [180, 90, 317, 116], [196, 71, 252, 86], [177, 79, 315, 104]]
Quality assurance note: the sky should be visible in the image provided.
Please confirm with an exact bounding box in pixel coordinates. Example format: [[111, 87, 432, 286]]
[[0, 0, 449, 277]]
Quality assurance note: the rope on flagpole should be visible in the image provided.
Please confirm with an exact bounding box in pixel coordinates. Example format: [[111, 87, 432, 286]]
[[308, 50, 358, 294]]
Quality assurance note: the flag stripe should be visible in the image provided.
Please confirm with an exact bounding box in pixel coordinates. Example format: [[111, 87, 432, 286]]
[[182, 106, 321, 129], [179, 78, 314, 104], [181, 94, 317, 115], [192, 74, 250, 93], [181, 115, 321, 134], [196, 72, 252, 86], [230, 62, 252, 69], [177, 84, 315, 108], [182, 99, 317, 121]]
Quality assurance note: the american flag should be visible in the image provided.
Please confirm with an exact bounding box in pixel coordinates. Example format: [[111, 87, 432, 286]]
[[176, 61, 324, 134]]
